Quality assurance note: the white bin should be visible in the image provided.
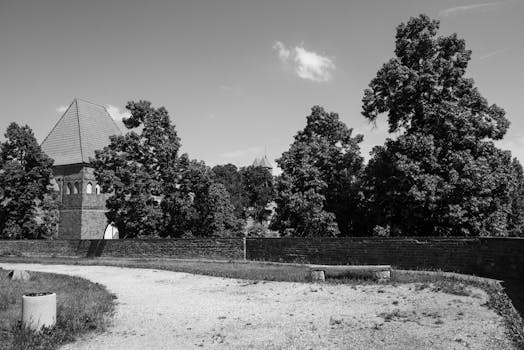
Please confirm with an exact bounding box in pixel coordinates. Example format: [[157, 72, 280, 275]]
[[22, 292, 56, 331]]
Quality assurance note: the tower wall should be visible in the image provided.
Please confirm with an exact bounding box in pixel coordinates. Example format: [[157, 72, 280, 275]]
[[53, 164, 110, 239], [80, 167, 110, 239]]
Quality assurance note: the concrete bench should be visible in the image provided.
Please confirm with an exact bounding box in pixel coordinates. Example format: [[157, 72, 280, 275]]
[[309, 265, 392, 282]]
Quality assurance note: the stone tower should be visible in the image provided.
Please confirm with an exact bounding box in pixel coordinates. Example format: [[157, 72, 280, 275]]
[[41, 98, 122, 239]]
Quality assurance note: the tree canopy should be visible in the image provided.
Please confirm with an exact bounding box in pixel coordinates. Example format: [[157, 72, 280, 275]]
[[93, 101, 181, 238], [361, 14, 520, 236], [93, 100, 240, 238], [212, 163, 275, 225], [271, 106, 364, 237], [162, 155, 240, 237], [0, 123, 58, 239], [212, 163, 247, 218], [239, 165, 274, 224]]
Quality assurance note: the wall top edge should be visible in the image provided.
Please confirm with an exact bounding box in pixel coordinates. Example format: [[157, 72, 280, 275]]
[[1, 237, 523, 242]]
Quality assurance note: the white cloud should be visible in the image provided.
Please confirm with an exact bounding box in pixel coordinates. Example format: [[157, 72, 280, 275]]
[[220, 146, 262, 159], [438, 1, 506, 17], [273, 41, 291, 62], [294, 47, 335, 82], [106, 105, 131, 121], [56, 105, 68, 114], [273, 41, 335, 82]]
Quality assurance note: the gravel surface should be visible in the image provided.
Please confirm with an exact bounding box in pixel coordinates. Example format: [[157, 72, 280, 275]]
[[1, 263, 514, 350]]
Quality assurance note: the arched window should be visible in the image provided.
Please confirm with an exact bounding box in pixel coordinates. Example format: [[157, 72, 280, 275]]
[[86, 183, 93, 194], [74, 182, 80, 194], [66, 183, 72, 195], [95, 184, 101, 195]]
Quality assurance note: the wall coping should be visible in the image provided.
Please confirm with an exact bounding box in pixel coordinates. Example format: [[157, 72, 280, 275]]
[[1, 236, 523, 242]]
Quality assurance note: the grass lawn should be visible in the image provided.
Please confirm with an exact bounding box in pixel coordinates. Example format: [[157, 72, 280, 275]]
[[0, 256, 313, 282], [0, 268, 115, 350]]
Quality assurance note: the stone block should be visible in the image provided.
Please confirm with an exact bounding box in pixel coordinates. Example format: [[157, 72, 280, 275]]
[[311, 270, 325, 282], [7, 269, 30, 281]]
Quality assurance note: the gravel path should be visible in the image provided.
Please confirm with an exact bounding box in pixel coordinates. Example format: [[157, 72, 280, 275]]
[[1, 263, 514, 350]]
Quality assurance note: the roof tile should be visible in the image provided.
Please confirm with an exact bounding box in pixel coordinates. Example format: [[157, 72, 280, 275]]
[[41, 99, 122, 166]]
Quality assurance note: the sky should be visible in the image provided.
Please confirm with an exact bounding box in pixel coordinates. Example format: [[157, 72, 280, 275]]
[[1, 0, 523, 171]]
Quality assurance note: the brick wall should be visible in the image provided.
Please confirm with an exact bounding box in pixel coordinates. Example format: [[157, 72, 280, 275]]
[[0, 238, 244, 261], [1, 237, 523, 281], [246, 237, 524, 281], [52, 164, 111, 239]]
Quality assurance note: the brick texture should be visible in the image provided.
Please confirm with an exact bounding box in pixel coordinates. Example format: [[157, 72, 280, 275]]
[[53, 165, 111, 239], [1, 237, 523, 281], [0, 238, 244, 261], [246, 237, 524, 281]]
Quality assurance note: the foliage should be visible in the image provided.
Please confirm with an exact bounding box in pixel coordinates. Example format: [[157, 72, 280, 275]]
[[213, 163, 275, 225], [162, 155, 241, 237], [271, 105, 364, 237], [93, 101, 242, 238], [34, 190, 60, 239], [239, 165, 274, 223], [200, 182, 241, 236], [508, 159, 524, 236], [0, 123, 58, 239], [92, 101, 181, 238], [246, 222, 270, 237], [212, 164, 247, 218], [361, 14, 518, 236]]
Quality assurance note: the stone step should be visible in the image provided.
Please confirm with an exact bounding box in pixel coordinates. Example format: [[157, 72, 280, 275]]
[[309, 264, 391, 282]]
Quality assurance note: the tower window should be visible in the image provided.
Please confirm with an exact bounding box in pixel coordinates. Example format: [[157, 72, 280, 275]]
[[66, 183, 72, 195], [74, 182, 80, 194], [95, 184, 101, 195], [86, 183, 93, 194]]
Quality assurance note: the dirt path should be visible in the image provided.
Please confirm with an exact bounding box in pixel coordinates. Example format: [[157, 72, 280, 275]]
[[1, 263, 514, 350]]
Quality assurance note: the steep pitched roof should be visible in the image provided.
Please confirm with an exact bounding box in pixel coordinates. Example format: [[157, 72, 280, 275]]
[[41, 98, 122, 166], [252, 156, 272, 169], [259, 155, 272, 169]]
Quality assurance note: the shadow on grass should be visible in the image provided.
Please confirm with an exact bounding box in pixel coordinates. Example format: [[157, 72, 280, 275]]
[[86, 240, 106, 258], [501, 279, 524, 319]]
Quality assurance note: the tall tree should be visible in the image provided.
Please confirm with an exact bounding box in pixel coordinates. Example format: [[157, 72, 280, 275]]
[[212, 164, 247, 218], [239, 165, 274, 224], [271, 106, 364, 237], [361, 14, 516, 236], [0, 123, 57, 239], [162, 155, 240, 237], [92, 101, 181, 238]]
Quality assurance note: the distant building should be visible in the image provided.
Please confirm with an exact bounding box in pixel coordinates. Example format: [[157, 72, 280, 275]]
[[252, 155, 272, 170], [41, 98, 121, 239]]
